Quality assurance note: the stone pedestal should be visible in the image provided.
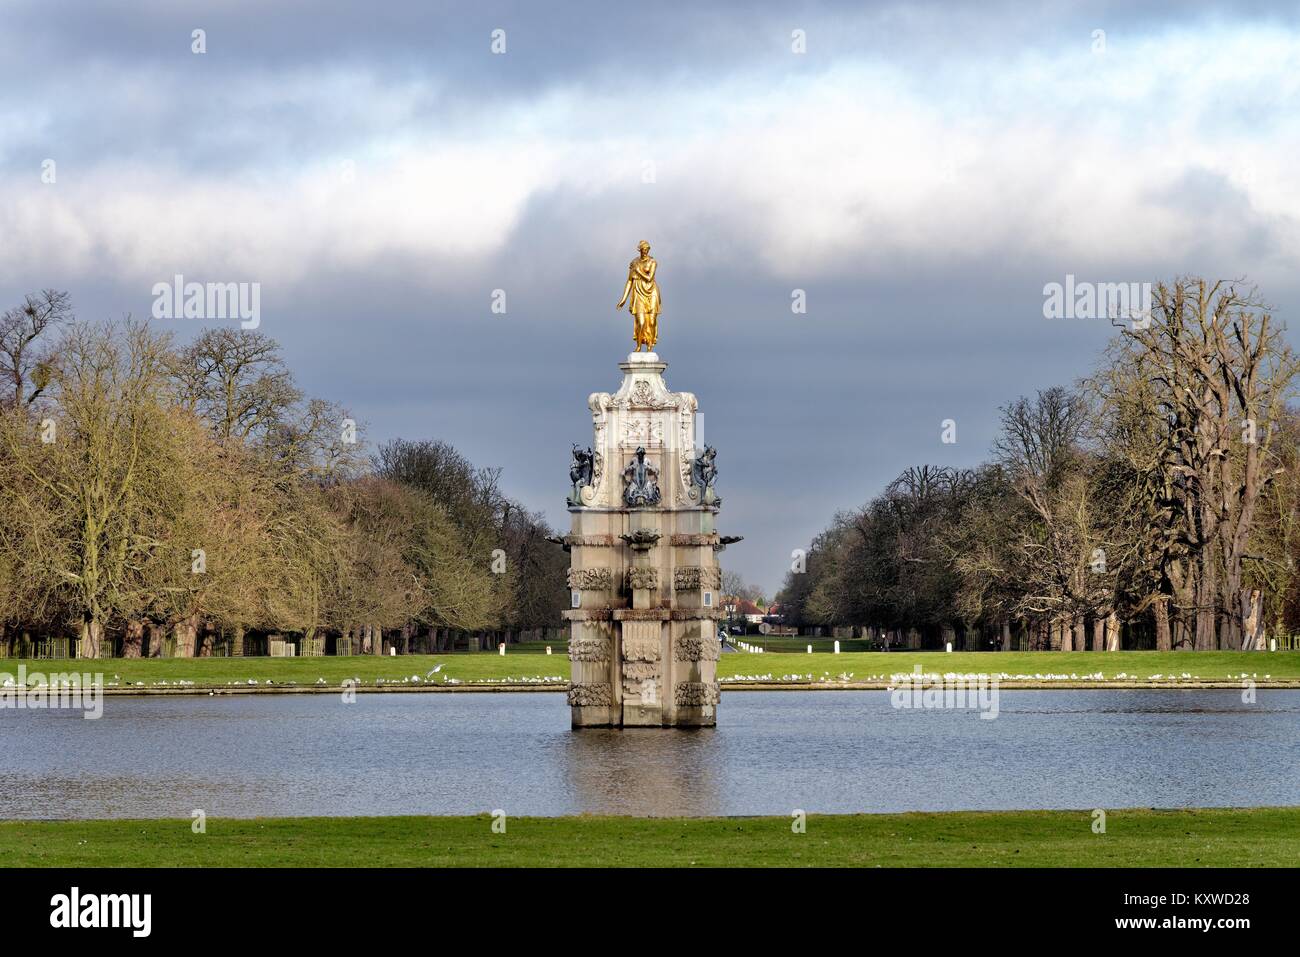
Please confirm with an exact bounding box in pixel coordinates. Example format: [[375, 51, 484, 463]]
[[564, 352, 730, 728]]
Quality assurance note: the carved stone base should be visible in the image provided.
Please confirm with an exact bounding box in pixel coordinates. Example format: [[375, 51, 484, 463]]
[[566, 351, 727, 729]]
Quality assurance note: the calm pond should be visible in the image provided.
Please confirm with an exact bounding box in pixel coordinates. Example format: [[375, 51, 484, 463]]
[[2, 690, 1298, 818]]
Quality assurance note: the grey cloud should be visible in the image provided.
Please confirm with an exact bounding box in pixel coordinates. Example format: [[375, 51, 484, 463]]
[[4, 1, 1300, 592]]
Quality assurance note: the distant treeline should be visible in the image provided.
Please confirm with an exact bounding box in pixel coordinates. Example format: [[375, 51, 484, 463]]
[[0, 291, 567, 658], [777, 277, 1300, 651]]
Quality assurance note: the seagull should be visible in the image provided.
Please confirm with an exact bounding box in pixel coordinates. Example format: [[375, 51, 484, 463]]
[[426, 664, 444, 677]]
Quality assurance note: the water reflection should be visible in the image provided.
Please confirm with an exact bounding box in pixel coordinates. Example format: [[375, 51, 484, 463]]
[[562, 727, 721, 816]]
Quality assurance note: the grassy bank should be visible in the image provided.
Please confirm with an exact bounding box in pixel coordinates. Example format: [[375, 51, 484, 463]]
[[1, 650, 1295, 691], [716, 650, 1300, 685], [3, 808, 1296, 867]]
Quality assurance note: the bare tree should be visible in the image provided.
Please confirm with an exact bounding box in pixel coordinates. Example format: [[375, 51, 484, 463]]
[[170, 329, 300, 445], [1, 321, 177, 656], [1099, 278, 1298, 648], [0, 290, 74, 408]]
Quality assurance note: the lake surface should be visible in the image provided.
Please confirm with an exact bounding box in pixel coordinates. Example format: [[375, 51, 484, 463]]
[[2, 690, 1298, 818]]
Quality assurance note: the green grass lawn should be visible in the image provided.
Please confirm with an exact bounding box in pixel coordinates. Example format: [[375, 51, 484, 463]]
[[3, 808, 1296, 867], [741, 637, 878, 652], [716, 650, 1300, 684], [1, 651, 570, 688], [2, 649, 1293, 690]]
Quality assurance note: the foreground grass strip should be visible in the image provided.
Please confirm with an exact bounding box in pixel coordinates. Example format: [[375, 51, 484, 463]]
[[3, 808, 1297, 867], [3, 650, 1298, 692]]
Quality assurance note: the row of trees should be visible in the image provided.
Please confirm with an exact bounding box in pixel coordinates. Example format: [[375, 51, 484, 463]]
[[0, 292, 567, 657], [777, 278, 1300, 650]]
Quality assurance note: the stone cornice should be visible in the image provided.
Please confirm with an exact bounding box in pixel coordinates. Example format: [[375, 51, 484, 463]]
[[670, 533, 720, 546], [562, 609, 613, 622], [563, 534, 616, 547], [612, 608, 671, 621]]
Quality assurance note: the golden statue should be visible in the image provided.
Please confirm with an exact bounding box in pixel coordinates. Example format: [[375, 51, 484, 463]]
[[617, 240, 661, 351]]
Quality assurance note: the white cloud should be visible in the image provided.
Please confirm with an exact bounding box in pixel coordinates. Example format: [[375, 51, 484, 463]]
[[3, 23, 1298, 289]]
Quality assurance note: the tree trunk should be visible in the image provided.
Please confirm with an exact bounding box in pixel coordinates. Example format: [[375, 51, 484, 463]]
[[145, 622, 163, 657], [172, 614, 199, 658], [1000, 621, 1011, 652], [1073, 618, 1086, 652], [1057, 619, 1072, 652], [121, 619, 145, 658], [372, 624, 382, 655], [232, 625, 245, 657], [1243, 590, 1264, 651], [1194, 558, 1218, 650], [80, 618, 105, 659], [1153, 599, 1172, 651], [1105, 612, 1120, 651], [197, 623, 213, 657], [1091, 616, 1104, 652]]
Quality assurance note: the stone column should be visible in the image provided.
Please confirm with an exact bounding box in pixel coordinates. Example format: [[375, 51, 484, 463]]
[[563, 351, 735, 728]]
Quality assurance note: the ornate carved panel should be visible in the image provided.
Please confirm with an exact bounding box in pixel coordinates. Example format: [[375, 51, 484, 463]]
[[568, 682, 613, 707], [624, 567, 660, 591], [621, 635, 661, 662], [674, 635, 721, 662], [616, 378, 678, 410], [567, 567, 614, 590], [569, 636, 612, 662], [621, 414, 664, 448], [673, 566, 722, 591], [674, 681, 721, 707], [622, 661, 660, 680]]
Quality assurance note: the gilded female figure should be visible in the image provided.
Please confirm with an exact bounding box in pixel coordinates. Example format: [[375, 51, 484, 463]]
[[616, 240, 661, 351]]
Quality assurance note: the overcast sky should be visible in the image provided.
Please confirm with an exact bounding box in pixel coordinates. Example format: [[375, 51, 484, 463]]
[[2, 1, 1299, 594]]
